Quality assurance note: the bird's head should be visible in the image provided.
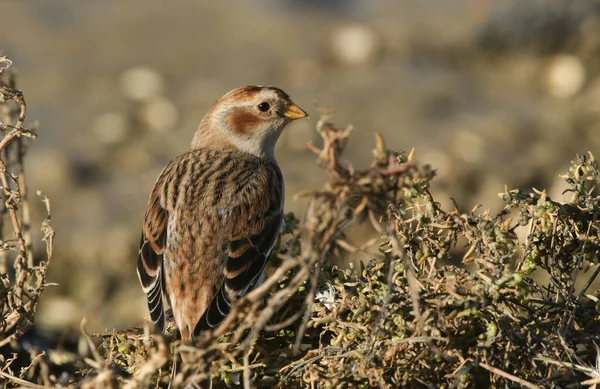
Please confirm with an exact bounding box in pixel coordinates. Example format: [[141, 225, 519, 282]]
[[192, 85, 308, 160]]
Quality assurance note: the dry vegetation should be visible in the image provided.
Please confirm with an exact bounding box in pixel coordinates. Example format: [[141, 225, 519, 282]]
[[1, 56, 600, 388]]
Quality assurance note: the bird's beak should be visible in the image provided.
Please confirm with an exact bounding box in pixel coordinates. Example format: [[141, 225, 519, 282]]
[[283, 103, 309, 120]]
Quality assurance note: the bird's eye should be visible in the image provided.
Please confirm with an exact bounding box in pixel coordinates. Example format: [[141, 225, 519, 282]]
[[258, 102, 270, 112]]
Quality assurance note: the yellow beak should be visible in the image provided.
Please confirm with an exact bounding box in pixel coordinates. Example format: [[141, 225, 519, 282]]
[[283, 103, 309, 120]]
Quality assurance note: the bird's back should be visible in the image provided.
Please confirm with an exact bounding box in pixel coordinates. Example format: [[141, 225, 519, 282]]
[[138, 148, 284, 341]]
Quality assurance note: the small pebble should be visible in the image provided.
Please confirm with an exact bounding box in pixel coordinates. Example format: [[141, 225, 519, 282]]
[[92, 112, 129, 145], [120, 66, 164, 102], [329, 24, 380, 66], [142, 96, 178, 133], [544, 54, 586, 99]]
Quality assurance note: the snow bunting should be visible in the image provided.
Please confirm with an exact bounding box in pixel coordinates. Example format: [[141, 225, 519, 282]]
[[136, 86, 307, 343]]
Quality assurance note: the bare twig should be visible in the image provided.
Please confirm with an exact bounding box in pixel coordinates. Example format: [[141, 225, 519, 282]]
[[479, 362, 540, 389], [0, 370, 47, 389]]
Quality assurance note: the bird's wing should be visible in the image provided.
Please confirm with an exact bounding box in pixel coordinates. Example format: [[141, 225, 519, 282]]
[[193, 162, 284, 333], [136, 166, 172, 332]]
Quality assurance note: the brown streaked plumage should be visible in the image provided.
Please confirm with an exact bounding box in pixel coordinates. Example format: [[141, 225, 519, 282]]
[[137, 86, 307, 344]]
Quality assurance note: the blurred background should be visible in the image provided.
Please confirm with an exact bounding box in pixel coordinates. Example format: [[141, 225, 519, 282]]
[[1, 0, 600, 333]]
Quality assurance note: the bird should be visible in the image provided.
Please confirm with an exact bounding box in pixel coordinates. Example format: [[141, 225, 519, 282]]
[[136, 86, 307, 345]]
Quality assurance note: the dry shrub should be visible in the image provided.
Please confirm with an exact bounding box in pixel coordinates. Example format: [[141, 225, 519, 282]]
[[0, 56, 54, 386], [1, 55, 599, 388]]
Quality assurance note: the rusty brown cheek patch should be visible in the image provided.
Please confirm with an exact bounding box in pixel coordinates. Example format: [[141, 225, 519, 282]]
[[229, 109, 265, 135]]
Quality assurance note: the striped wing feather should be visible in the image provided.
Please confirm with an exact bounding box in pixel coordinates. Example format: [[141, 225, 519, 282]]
[[194, 211, 282, 333], [136, 187, 169, 332]]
